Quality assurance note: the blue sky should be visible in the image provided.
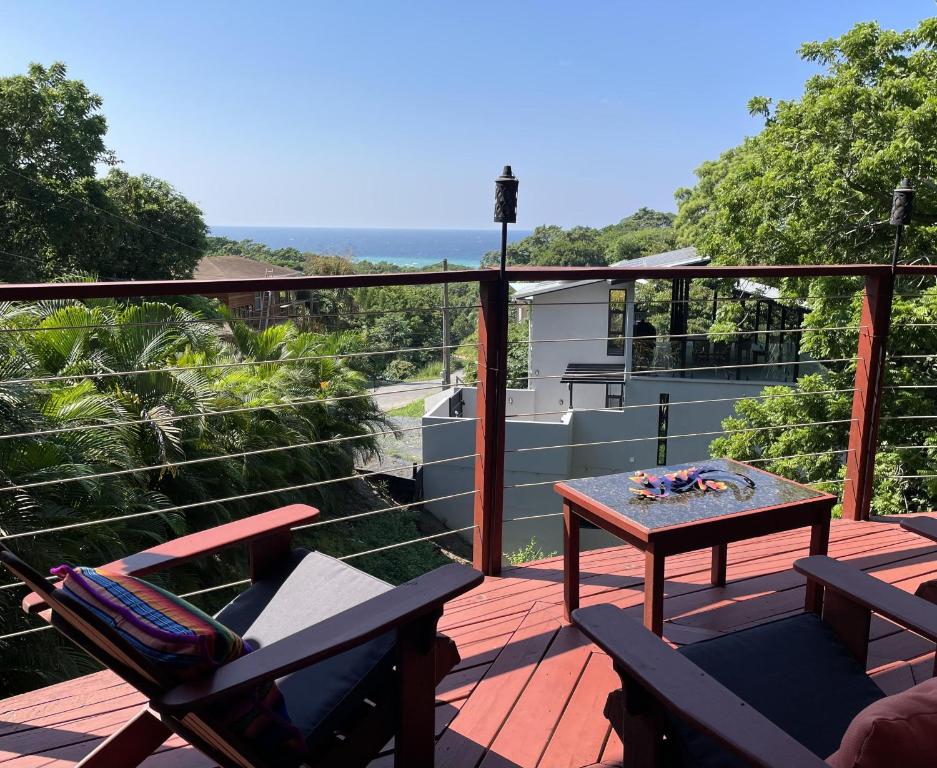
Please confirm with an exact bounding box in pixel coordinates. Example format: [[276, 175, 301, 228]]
[[3, 1, 934, 229]]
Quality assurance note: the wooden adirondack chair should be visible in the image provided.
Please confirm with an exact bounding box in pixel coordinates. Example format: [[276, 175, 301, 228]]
[[0, 504, 483, 768], [573, 552, 937, 768]]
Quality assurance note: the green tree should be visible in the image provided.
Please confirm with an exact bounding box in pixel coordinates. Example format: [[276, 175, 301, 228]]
[[484, 209, 676, 267], [0, 63, 207, 281], [675, 21, 937, 267], [675, 19, 937, 515], [91, 169, 207, 279]]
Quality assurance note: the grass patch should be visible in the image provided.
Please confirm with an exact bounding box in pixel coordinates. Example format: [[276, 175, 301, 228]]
[[405, 360, 444, 381], [388, 397, 426, 417]]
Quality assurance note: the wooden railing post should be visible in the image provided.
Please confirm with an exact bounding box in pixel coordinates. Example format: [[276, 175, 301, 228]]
[[473, 277, 509, 575], [842, 272, 894, 521]]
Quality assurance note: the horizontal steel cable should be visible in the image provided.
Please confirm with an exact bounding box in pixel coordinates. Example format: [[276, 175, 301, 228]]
[[0, 381, 455, 443], [0, 341, 476, 387], [0, 453, 479, 542], [0, 523, 480, 638], [505, 512, 564, 522], [0, 624, 53, 642], [890, 354, 937, 360], [0, 304, 484, 335], [503, 461, 850, 490], [339, 525, 476, 560], [744, 449, 851, 463], [510, 293, 865, 306], [508, 326, 863, 346], [0, 418, 477, 495], [522, 357, 858, 383], [292, 490, 478, 531], [505, 387, 857, 421], [505, 418, 856, 455], [0, 489, 481, 594]]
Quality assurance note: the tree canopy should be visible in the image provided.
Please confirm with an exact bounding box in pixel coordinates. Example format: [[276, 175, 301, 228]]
[[0, 63, 207, 282], [482, 207, 676, 267], [677, 19, 937, 515], [675, 19, 937, 267]]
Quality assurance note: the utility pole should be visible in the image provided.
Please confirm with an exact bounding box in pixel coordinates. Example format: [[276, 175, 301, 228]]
[[442, 258, 451, 386]]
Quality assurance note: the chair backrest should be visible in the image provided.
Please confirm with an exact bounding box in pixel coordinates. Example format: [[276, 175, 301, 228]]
[[0, 545, 275, 768]]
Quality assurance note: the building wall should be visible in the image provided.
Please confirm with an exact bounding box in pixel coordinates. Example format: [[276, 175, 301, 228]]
[[422, 375, 773, 557], [527, 282, 626, 414]]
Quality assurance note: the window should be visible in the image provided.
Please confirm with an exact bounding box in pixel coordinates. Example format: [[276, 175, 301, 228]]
[[607, 289, 627, 356], [605, 383, 624, 409], [656, 393, 670, 465]]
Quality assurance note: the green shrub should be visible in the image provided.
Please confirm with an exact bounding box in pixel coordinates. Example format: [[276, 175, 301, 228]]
[[383, 359, 417, 381], [504, 538, 556, 566]]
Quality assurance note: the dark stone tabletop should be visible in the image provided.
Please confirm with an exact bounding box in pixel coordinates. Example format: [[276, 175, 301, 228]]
[[558, 459, 825, 530]]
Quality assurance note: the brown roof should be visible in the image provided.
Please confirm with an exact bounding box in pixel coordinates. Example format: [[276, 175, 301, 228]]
[[194, 255, 301, 280]]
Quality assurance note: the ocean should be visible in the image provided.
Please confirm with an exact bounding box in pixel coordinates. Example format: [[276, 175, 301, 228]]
[[209, 226, 532, 269]]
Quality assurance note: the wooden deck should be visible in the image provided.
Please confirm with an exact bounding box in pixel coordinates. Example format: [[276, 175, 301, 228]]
[[3, 517, 937, 767]]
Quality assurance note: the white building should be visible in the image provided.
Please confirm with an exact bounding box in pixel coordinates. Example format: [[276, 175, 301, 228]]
[[421, 248, 813, 556]]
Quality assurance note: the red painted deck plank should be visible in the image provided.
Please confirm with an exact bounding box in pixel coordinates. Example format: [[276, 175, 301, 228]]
[[479, 624, 592, 768], [1, 518, 936, 768], [536, 652, 618, 768], [435, 602, 563, 768]]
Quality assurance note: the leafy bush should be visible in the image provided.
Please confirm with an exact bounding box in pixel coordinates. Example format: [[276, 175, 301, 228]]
[[505, 538, 555, 566], [383, 359, 417, 381]]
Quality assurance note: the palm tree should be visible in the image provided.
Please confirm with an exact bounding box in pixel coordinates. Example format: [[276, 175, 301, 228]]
[[0, 297, 386, 692]]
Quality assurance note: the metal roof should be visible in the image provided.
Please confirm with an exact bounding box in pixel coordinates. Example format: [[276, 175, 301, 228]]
[[512, 246, 708, 299], [560, 362, 628, 385]]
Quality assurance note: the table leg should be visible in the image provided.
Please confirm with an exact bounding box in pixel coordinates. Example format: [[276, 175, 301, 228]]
[[805, 517, 831, 615], [711, 543, 727, 587], [644, 550, 665, 636], [563, 502, 580, 622]]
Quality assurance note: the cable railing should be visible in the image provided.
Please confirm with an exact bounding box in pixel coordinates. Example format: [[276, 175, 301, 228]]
[[0, 260, 933, 651]]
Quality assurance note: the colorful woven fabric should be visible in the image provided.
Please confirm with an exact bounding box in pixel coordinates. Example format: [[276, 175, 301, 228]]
[[51, 565, 245, 674], [53, 565, 307, 759], [628, 465, 756, 499]]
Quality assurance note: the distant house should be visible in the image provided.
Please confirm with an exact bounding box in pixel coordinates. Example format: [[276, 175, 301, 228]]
[[194, 255, 303, 324], [420, 246, 816, 554]]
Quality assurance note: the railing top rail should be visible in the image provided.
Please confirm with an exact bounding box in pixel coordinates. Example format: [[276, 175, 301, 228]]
[[0, 262, 918, 302], [0, 268, 497, 301], [505, 264, 894, 281]]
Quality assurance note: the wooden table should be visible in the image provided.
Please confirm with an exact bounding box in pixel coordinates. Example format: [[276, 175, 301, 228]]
[[555, 459, 836, 636]]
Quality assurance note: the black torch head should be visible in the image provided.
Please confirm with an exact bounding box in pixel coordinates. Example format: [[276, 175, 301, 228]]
[[890, 178, 915, 227], [494, 165, 519, 224]]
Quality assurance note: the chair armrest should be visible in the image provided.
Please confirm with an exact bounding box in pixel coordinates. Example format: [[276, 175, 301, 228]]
[[573, 605, 830, 768], [794, 555, 937, 643], [158, 563, 483, 713], [899, 516, 937, 544], [23, 504, 320, 614]]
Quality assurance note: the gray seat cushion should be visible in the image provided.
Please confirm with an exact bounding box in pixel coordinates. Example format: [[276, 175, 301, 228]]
[[215, 550, 396, 740], [672, 613, 886, 767]]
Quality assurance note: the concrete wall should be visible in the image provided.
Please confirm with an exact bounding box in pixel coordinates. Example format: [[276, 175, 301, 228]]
[[421, 374, 773, 558], [527, 281, 626, 414]]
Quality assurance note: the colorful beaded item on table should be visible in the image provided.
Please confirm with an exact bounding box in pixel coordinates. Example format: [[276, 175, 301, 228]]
[[628, 466, 755, 499]]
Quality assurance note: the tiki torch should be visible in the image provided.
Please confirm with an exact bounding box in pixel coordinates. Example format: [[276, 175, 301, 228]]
[[890, 178, 915, 273], [494, 166, 519, 277]]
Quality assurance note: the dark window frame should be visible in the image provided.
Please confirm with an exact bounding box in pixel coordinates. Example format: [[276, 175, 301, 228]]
[[605, 382, 624, 409], [607, 289, 627, 356], [656, 393, 670, 465]]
